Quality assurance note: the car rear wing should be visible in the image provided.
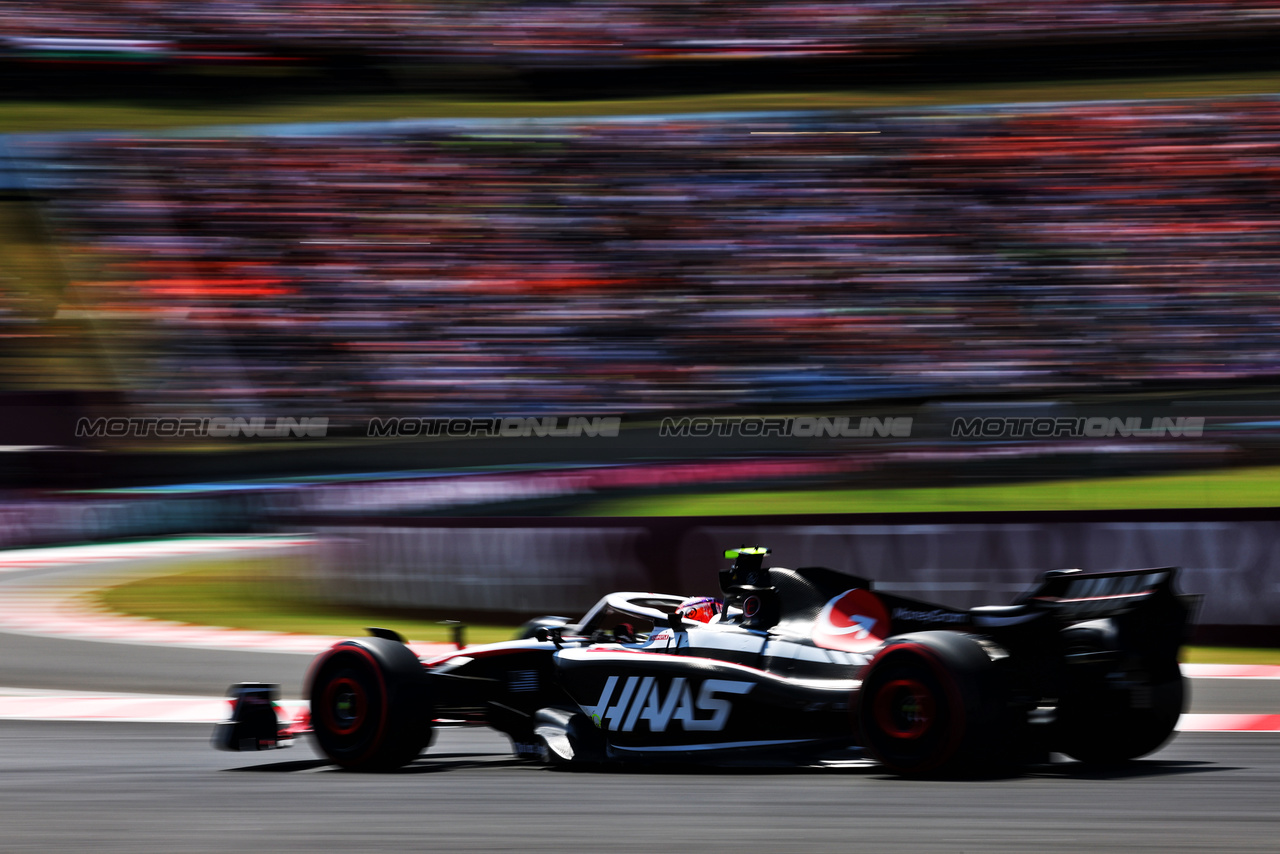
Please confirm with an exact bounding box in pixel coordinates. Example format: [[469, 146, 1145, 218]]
[[1019, 566, 1201, 632]]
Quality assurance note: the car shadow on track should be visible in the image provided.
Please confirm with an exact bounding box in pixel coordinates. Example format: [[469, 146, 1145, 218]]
[[1026, 758, 1238, 781], [224, 755, 1236, 780], [536, 756, 1240, 781], [846, 758, 1238, 783], [225, 759, 334, 773], [224, 753, 530, 773]]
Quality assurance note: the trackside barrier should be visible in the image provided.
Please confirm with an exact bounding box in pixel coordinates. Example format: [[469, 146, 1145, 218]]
[[310, 526, 652, 615], [297, 515, 1280, 640]]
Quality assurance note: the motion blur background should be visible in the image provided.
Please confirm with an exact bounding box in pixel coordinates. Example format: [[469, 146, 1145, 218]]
[[3, 1, 1280, 637]]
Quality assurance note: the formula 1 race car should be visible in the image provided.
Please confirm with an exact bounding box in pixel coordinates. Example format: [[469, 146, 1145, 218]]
[[215, 547, 1199, 776]]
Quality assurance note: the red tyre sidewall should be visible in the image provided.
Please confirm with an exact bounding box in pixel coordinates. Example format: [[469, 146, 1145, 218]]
[[858, 641, 967, 774], [310, 642, 391, 767]]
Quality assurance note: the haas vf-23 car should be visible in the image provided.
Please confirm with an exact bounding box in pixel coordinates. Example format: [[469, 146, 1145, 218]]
[[215, 547, 1200, 776]]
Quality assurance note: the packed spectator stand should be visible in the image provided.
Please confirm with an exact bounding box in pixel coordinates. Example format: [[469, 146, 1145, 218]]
[[9, 96, 1278, 416], [1, 1, 1278, 68]]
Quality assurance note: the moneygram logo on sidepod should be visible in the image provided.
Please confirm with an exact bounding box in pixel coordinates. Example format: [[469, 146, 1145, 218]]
[[812, 589, 890, 652]]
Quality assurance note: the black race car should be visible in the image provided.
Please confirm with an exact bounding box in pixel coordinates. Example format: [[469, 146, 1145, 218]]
[[215, 546, 1199, 776]]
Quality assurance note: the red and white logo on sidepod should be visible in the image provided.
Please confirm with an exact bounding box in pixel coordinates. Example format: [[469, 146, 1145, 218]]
[[813, 589, 889, 652]]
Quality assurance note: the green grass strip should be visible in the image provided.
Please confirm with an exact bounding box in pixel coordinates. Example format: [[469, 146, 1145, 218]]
[[1182, 647, 1280, 666], [98, 559, 521, 646], [570, 465, 1280, 516], [6, 72, 1280, 134]]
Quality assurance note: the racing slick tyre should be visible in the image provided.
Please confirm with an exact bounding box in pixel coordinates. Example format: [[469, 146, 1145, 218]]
[[308, 637, 433, 771], [1055, 622, 1186, 766], [1054, 617, 1182, 763], [856, 632, 1019, 777], [1057, 674, 1184, 766]]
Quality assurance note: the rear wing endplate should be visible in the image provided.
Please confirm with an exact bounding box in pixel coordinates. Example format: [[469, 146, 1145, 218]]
[[1020, 566, 1199, 623]]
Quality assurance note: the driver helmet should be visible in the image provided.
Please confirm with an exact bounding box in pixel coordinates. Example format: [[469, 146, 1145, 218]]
[[676, 596, 723, 624]]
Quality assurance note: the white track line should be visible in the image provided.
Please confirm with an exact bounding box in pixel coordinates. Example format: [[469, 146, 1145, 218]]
[[0, 688, 306, 724], [1180, 664, 1280, 680], [0, 537, 311, 572]]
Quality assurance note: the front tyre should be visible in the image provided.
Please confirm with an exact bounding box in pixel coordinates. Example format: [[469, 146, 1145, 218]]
[[308, 638, 433, 771]]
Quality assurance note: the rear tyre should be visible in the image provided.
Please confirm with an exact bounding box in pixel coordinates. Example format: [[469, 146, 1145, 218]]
[[857, 632, 1017, 777], [308, 638, 433, 771], [1058, 672, 1185, 766], [1055, 619, 1186, 766]]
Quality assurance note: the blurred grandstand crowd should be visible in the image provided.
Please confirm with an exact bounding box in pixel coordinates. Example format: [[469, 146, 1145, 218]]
[[1, 1, 1278, 66], [17, 96, 1279, 416]]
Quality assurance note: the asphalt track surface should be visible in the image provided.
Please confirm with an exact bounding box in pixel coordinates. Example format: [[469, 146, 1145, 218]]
[[2, 549, 1279, 852], [0, 630, 310, 696], [0, 722, 1277, 853]]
